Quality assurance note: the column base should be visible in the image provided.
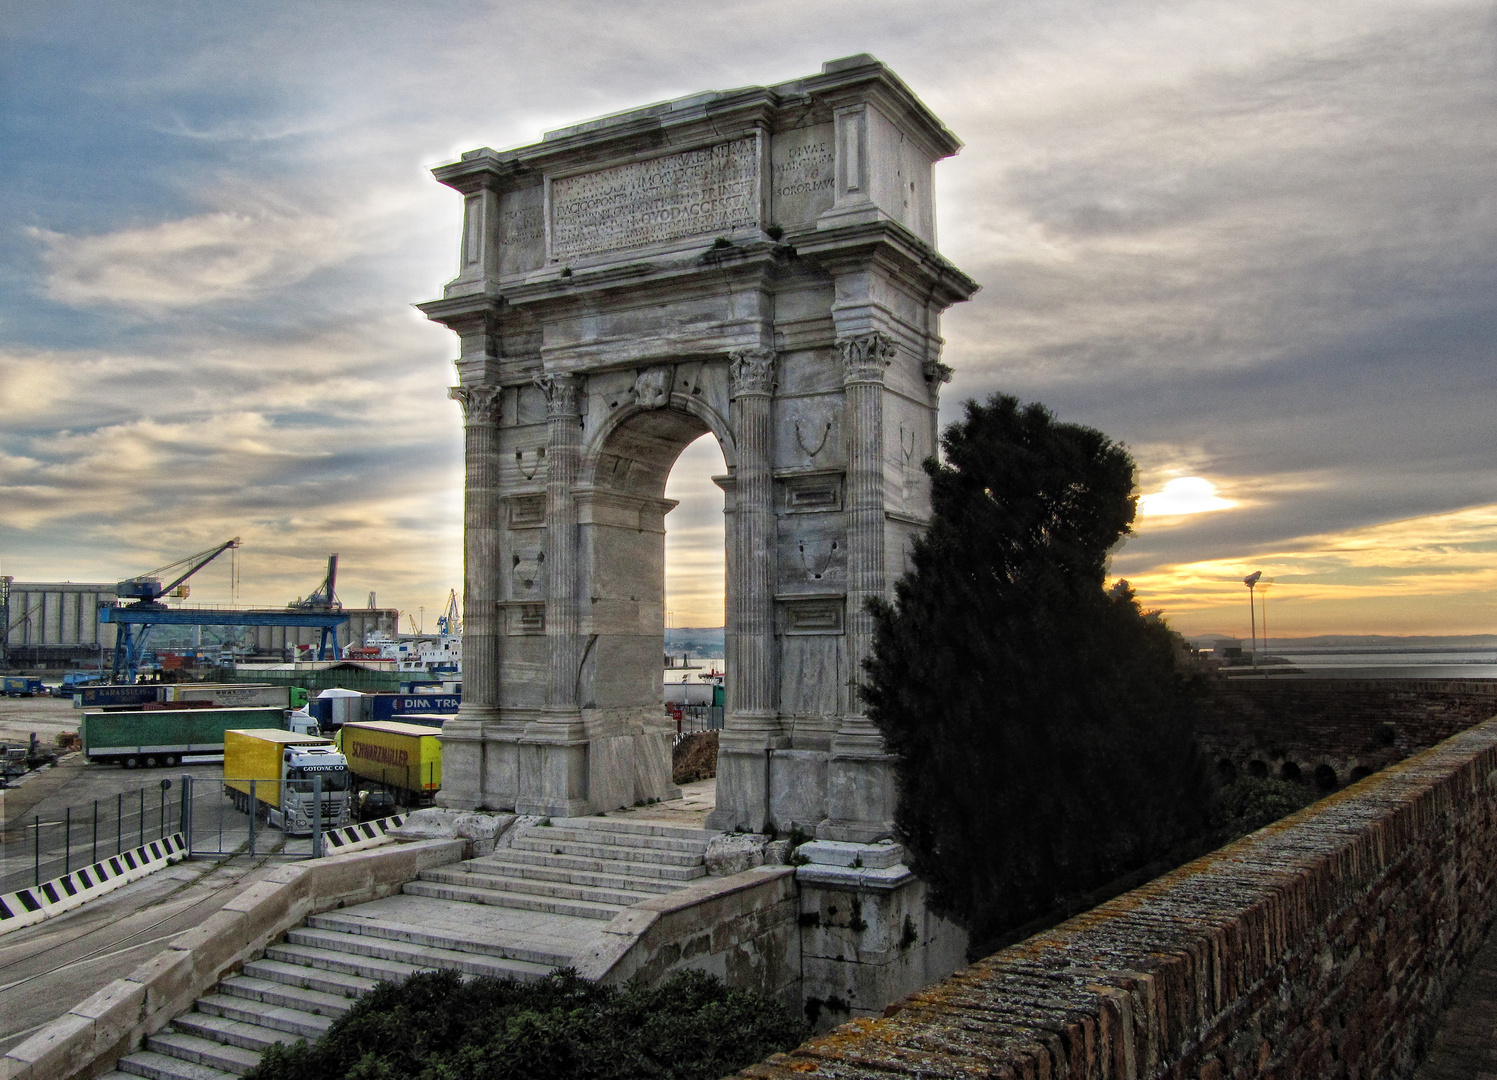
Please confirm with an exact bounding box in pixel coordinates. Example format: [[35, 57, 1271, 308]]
[[516, 715, 591, 818], [706, 724, 788, 832], [434, 719, 485, 811], [819, 719, 896, 842]]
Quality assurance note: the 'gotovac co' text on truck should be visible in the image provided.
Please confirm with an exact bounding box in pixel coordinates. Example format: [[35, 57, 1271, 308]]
[[223, 729, 351, 834], [81, 706, 292, 768], [336, 720, 442, 806]]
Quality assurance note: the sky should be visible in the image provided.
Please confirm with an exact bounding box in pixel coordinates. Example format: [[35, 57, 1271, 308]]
[[1, 0, 1494, 640]]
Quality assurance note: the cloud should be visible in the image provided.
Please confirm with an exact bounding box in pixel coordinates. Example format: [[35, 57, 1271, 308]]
[[27, 187, 424, 312], [1125, 502, 1497, 635], [3, 0, 1494, 632]]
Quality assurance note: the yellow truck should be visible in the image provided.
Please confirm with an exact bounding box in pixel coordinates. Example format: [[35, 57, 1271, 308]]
[[224, 729, 351, 834], [336, 720, 442, 807]]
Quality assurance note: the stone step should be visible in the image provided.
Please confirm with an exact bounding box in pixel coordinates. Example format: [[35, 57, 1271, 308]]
[[216, 974, 356, 1018], [241, 957, 379, 999], [174, 1011, 317, 1053], [194, 993, 334, 1040], [117, 1050, 238, 1080], [265, 940, 434, 985], [478, 846, 707, 881], [507, 836, 706, 867], [521, 825, 711, 854], [144, 1032, 261, 1077], [560, 818, 719, 841], [450, 857, 681, 894], [297, 916, 576, 969], [401, 879, 623, 920], [419, 866, 655, 908]]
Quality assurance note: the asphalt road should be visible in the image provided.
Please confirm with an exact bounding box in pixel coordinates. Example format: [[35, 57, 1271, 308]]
[[0, 851, 285, 1056]]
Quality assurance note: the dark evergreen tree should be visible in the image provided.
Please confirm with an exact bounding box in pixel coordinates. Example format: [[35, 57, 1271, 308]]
[[864, 394, 1212, 953]]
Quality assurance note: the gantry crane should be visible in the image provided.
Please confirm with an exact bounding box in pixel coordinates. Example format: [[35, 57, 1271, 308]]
[[99, 543, 352, 682]]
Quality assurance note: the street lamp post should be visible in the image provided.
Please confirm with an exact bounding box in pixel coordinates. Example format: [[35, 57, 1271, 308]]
[[1244, 571, 1262, 672]]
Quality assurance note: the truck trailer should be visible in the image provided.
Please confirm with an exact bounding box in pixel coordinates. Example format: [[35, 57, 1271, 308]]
[[224, 729, 351, 834], [1, 676, 44, 697], [81, 706, 291, 768], [336, 720, 442, 806]]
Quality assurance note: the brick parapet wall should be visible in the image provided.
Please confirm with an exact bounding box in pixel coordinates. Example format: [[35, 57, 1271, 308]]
[[1200, 678, 1497, 785], [738, 719, 1497, 1079]]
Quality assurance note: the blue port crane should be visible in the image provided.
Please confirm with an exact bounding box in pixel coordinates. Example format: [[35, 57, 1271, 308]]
[[435, 588, 461, 635], [99, 542, 351, 683]]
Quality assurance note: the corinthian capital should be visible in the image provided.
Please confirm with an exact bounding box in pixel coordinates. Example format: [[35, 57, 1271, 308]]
[[534, 373, 583, 417], [449, 384, 503, 425], [728, 347, 777, 399], [839, 332, 898, 385]]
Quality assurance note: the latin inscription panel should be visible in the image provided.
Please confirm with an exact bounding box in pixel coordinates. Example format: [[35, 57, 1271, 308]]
[[771, 124, 835, 228], [549, 138, 760, 260]]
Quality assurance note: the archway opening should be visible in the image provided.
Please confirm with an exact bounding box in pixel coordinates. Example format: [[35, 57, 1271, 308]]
[[663, 432, 727, 765]]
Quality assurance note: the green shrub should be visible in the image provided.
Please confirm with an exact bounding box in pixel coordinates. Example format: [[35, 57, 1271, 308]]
[[244, 968, 806, 1080], [1213, 775, 1316, 835]]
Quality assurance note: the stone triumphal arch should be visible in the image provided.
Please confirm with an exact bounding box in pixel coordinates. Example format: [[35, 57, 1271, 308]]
[[419, 55, 976, 841]]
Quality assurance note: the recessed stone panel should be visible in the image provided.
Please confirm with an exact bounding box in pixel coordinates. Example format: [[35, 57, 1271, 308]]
[[771, 124, 836, 230]]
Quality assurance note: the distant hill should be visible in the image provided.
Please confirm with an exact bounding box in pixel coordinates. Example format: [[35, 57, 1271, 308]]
[[665, 626, 725, 656], [1189, 633, 1497, 651]]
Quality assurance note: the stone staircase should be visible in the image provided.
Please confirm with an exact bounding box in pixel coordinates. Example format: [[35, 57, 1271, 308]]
[[103, 818, 716, 1080]]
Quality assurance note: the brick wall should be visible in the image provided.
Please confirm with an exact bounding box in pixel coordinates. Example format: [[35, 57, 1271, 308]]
[[738, 719, 1497, 1079], [1200, 678, 1497, 788]]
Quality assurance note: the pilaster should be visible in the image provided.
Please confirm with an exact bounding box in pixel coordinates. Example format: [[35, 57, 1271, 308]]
[[438, 384, 502, 810], [519, 371, 590, 817], [820, 332, 899, 842]]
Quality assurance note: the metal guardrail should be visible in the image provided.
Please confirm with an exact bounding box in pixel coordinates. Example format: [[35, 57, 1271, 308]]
[[671, 704, 724, 745]]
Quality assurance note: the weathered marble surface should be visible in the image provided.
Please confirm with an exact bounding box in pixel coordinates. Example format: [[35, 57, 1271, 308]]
[[421, 54, 977, 833]]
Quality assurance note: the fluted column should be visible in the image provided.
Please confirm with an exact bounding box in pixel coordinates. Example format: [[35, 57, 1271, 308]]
[[727, 347, 778, 725], [705, 348, 782, 832], [516, 371, 590, 818], [841, 332, 894, 711], [537, 373, 584, 714], [821, 331, 898, 841], [449, 384, 503, 722]]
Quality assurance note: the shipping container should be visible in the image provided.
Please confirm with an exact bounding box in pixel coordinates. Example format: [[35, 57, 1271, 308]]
[[75, 684, 160, 708], [81, 706, 289, 767], [1, 676, 44, 696], [368, 692, 461, 721], [166, 683, 291, 708], [337, 720, 442, 802]]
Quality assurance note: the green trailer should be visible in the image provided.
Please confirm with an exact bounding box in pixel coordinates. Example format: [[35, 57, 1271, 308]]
[[81, 706, 290, 769]]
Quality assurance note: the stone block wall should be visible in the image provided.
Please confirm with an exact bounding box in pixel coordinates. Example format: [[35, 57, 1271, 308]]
[[737, 719, 1497, 1078], [1200, 678, 1497, 787]]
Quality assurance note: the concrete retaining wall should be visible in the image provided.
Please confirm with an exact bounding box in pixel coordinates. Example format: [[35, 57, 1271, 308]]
[[739, 718, 1497, 1079], [0, 838, 464, 1080], [576, 865, 801, 1007]]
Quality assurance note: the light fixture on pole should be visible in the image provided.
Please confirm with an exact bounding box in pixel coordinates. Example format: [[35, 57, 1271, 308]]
[[1243, 571, 1262, 671]]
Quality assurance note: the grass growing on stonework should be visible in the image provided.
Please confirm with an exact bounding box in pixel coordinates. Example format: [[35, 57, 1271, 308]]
[[242, 968, 808, 1080]]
